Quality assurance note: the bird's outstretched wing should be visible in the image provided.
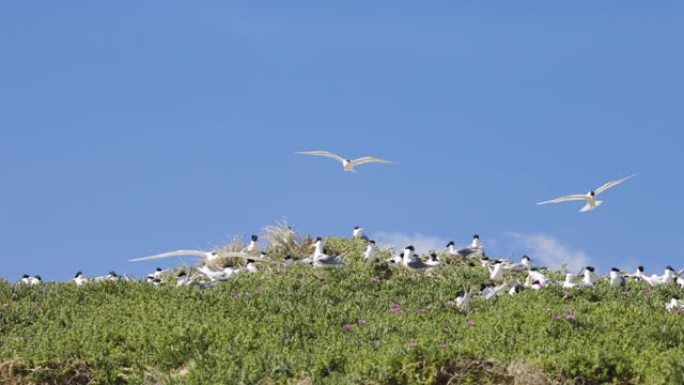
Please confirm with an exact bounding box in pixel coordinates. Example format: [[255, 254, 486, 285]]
[[594, 174, 635, 195], [296, 151, 345, 163], [350, 156, 393, 167], [537, 194, 587, 205], [129, 250, 209, 262]]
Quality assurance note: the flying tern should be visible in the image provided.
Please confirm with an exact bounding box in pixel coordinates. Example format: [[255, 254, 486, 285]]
[[537, 174, 635, 212], [296, 151, 393, 172]]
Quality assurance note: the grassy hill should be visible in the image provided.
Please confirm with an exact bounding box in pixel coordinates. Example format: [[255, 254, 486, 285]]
[[1, 238, 683, 385]]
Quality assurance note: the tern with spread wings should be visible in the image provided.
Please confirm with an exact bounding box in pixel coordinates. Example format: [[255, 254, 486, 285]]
[[296, 151, 393, 172], [537, 174, 635, 212]]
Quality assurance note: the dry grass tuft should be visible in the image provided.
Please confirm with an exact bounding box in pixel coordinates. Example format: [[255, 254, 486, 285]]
[[434, 359, 559, 385], [0, 360, 94, 385]]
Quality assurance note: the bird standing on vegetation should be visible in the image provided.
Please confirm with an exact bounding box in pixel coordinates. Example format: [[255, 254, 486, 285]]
[[244, 259, 258, 273], [609, 268, 626, 287], [537, 174, 635, 212], [401, 246, 430, 272], [488, 260, 505, 282], [503, 255, 532, 272], [353, 226, 369, 241], [364, 241, 378, 263], [562, 273, 577, 289], [456, 289, 471, 309], [72, 271, 88, 286], [470, 235, 483, 250], [244, 235, 259, 254], [445, 242, 460, 256], [580, 266, 598, 287], [424, 253, 441, 269], [666, 296, 683, 312], [296, 151, 393, 172], [176, 271, 192, 287]]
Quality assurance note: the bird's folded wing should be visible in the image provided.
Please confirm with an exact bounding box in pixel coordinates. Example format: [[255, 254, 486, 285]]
[[351, 156, 393, 166], [537, 194, 587, 205], [595, 174, 635, 195], [296, 151, 345, 163], [129, 250, 207, 262]]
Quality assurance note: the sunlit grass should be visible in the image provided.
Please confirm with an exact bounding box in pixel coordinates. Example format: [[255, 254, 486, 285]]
[[0, 237, 683, 384]]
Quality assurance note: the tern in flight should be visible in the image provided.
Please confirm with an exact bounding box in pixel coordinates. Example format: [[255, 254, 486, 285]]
[[296, 151, 393, 172], [537, 174, 635, 212], [129, 249, 257, 263]]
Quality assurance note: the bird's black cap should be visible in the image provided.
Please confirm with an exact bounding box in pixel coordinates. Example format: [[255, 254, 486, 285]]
[[251, 235, 258, 241]]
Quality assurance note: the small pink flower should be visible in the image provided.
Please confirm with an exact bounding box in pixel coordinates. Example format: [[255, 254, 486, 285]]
[[417, 307, 426, 315], [620, 291, 629, 297], [445, 300, 454, 308], [566, 311, 576, 322], [438, 342, 449, 349], [342, 324, 354, 331], [390, 303, 402, 314], [554, 315, 562, 321], [356, 319, 366, 326], [677, 307, 684, 315], [466, 320, 474, 327]]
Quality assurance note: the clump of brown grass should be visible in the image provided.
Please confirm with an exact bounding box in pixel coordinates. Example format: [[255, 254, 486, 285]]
[[0, 360, 94, 385], [262, 220, 315, 261], [433, 358, 557, 385]]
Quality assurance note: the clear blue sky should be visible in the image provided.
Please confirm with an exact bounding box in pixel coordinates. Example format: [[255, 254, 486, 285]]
[[1, 1, 682, 280]]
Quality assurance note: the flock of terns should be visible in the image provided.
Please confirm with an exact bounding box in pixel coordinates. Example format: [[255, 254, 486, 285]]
[[14, 226, 684, 314], [11, 151, 682, 312]]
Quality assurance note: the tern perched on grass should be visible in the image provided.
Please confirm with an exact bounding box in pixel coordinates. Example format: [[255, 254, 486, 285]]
[[580, 266, 598, 287], [72, 272, 88, 286], [609, 268, 626, 287], [666, 296, 683, 312], [503, 256, 532, 272], [455, 289, 471, 309], [353, 226, 369, 241], [487, 260, 505, 282], [296, 151, 393, 172], [424, 253, 441, 269], [244, 235, 259, 254], [401, 246, 430, 272], [363, 241, 378, 263], [537, 174, 635, 212], [562, 273, 577, 289]]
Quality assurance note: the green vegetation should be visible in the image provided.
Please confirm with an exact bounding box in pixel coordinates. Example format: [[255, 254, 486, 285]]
[[1, 238, 683, 385]]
